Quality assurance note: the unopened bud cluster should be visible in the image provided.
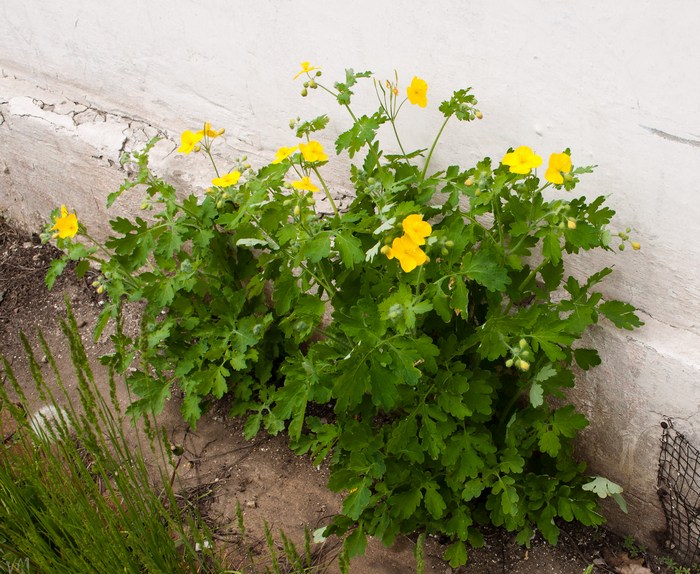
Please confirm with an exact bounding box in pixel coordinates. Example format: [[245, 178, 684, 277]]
[[505, 338, 532, 372]]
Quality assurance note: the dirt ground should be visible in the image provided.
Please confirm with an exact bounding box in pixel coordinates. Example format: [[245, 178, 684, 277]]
[[0, 214, 677, 574]]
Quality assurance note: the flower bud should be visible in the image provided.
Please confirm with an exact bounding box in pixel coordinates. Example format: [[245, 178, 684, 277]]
[[631, 242, 641, 251], [380, 245, 391, 255], [91, 281, 100, 288], [303, 81, 310, 88], [289, 119, 297, 129], [445, 240, 455, 248], [301, 88, 308, 97], [465, 177, 474, 187], [619, 243, 625, 251], [505, 359, 514, 368], [140, 202, 149, 210], [307, 196, 316, 205], [315, 71, 322, 77], [309, 79, 317, 89], [567, 218, 577, 230], [293, 205, 301, 216], [474, 189, 481, 197], [518, 360, 530, 372], [475, 110, 483, 119], [96, 286, 104, 294], [519, 338, 527, 349], [441, 247, 449, 256]]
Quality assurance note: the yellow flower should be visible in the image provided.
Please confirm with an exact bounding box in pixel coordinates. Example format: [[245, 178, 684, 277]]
[[406, 76, 428, 108], [294, 61, 320, 80], [272, 145, 298, 164], [402, 214, 432, 246], [501, 146, 543, 175], [299, 141, 328, 163], [631, 242, 641, 251], [212, 171, 241, 188], [199, 122, 225, 139], [178, 130, 204, 154], [385, 235, 429, 273], [51, 205, 79, 239], [544, 152, 572, 185], [292, 176, 319, 193]]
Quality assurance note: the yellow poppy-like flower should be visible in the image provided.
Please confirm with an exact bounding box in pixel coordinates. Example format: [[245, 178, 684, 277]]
[[294, 61, 320, 80], [178, 130, 204, 154], [544, 152, 572, 184], [385, 235, 429, 273], [291, 176, 319, 193], [299, 141, 328, 163], [402, 214, 432, 246], [199, 122, 225, 139], [406, 76, 428, 108], [212, 171, 241, 188], [272, 145, 299, 164], [501, 146, 543, 175], [51, 205, 79, 239]]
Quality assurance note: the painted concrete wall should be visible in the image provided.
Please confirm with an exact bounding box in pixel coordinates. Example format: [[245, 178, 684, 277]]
[[2, 0, 699, 548]]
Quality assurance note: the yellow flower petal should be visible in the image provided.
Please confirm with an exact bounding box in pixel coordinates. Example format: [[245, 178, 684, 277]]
[[178, 130, 204, 154], [212, 171, 241, 188], [291, 176, 319, 193], [501, 146, 543, 174], [198, 122, 224, 139], [294, 61, 320, 80], [402, 214, 432, 246], [385, 235, 428, 273], [272, 145, 299, 164], [299, 141, 328, 163], [50, 204, 79, 239], [544, 152, 572, 184], [406, 76, 428, 108]]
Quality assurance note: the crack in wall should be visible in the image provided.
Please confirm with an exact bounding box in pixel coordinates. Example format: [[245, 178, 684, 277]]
[[1, 94, 172, 169]]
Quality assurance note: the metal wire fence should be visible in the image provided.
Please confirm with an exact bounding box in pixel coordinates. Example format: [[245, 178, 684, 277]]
[[658, 418, 700, 566]]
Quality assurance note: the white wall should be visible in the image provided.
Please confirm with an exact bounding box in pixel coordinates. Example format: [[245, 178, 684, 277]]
[[2, 0, 699, 547]]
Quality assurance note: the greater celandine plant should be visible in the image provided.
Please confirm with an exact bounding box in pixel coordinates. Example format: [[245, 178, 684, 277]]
[[45, 62, 642, 566]]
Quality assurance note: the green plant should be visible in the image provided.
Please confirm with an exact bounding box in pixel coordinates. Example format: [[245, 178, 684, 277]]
[[46, 64, 642, 567], [622, 534, 647, 559], [660, 556, 696, 574], [0, 305, 226, 573]]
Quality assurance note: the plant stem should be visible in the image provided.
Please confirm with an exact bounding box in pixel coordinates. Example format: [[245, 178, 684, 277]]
[[420, 115, 451, 182], [311, 166, 340, 218]]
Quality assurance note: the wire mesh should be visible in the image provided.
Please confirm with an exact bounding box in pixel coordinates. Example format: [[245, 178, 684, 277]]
[[658, 417, 700, 566]]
